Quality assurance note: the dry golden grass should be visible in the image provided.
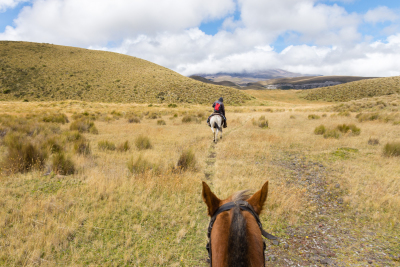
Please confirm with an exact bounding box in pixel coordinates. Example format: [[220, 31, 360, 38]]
[[1, 100, 399, 266], [0, 41, 251, 105], [304, 76, 400, 102]]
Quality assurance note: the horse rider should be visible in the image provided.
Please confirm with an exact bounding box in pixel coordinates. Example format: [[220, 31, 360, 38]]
[[207, 97, 227, 128]]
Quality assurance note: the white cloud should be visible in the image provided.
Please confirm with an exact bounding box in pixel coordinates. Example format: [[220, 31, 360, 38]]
[[364, 6, 399, 24], [0, 0, 28, 12], [1, 0, 400, 78], [0, 0, 236, 45]]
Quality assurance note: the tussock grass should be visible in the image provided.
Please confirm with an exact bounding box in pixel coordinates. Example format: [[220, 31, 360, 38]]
[[51, 152, 75, 175], [117, 140, 130, 152], [181, 115, 192, 123], [127, 154, 158, 174], [135, 135, 152, 150], [157, 119, 166, 125], [383, 142, 400, 157], [314, 125, 326, 135], [368, 138, 380, 145], [308, 114, 320, 120], [98, 140, 116, 151], [323, 129, 341, 139], [74, 139, 91, 155], [336, 124, 361, 136], [70, 118, 98, 134], [2, 133, 47, 173], [176, 149, 196, 171]]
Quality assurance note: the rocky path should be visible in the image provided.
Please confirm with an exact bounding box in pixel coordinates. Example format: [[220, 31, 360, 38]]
[[264, 154, 400, 266]]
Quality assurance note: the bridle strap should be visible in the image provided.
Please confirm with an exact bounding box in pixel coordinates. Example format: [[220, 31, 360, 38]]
[[206, 200, 277, 266]]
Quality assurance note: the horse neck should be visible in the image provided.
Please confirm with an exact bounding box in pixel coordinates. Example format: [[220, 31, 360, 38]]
[[211, 207, 264, 267]]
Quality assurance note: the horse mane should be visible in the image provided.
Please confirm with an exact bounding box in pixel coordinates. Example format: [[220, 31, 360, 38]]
[[227, 190, 253, 266]]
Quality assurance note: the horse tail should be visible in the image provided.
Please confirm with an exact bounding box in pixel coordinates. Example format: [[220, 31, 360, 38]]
[[228, 206, 249, 266], [213, 122, 221, 131]]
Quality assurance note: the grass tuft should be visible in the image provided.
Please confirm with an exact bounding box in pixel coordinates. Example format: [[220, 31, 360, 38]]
[[52, 152, 75, 175], [176, 149, 196, 171], [383, 142, 400, 157], [314, 125, 326, 135], [98, 140, 116, 151], [135, 135, 152, 150], [117, 141, 130, 152]]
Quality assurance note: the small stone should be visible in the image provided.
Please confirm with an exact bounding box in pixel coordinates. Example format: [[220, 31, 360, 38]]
[[271, 255, 277, 261], [368, 260, 373, 264], [284, 243, 289, 249], [335, 183, 340, 188], [272, 239, 280, 246], [337, 198, 343, 204]]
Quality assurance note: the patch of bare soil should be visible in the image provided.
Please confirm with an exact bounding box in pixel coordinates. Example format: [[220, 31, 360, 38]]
[[265, 154, 400, 266]]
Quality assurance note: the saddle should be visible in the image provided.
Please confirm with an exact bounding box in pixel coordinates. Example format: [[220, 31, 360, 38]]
[[210, 112, 223, 118]]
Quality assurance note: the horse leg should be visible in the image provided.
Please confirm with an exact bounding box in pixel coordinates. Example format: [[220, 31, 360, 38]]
[[220, 129, 222, 139]]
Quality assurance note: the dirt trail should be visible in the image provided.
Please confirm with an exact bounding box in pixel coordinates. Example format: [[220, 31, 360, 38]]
[[265, 153, 400, 266]]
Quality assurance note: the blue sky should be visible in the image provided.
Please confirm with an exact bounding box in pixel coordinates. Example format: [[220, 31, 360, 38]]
[[1, 0, 400, 77]]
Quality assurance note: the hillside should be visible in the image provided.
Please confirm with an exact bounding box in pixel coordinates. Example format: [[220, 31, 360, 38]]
[[258, 76, 374, 86], [0, 41, 251, 104], [303, 76, 400, 102]]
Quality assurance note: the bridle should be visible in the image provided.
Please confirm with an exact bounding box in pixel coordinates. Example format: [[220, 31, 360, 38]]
[[206, 200, 277, 266]]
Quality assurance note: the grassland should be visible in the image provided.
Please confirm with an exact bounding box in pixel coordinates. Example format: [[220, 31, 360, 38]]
[[304, 76, 400, 102], [0, 41, 251, 105], [1, 96, 400, 266]]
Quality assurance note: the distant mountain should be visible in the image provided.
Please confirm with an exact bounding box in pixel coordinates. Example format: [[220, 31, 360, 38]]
[[190, 71, 376, 91], [193, 69, 317, 86]]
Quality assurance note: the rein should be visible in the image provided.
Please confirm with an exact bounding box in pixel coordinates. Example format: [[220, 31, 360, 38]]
[[206, 200, 277, 266]]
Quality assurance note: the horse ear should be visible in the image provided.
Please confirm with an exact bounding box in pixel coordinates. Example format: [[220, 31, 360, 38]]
[[246, 181, 268, 215], [202, 181, 221, 217]]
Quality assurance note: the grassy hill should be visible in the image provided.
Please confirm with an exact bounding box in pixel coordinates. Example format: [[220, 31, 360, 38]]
[[0, 41, 251, 104], [303, 76, 400, 102]]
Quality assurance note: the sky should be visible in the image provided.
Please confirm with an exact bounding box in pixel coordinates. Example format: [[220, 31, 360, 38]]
[[1, 0, 400, 77]]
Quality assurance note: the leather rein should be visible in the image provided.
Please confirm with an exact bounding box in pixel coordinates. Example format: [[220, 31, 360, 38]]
[[206, 200, 277, 266]]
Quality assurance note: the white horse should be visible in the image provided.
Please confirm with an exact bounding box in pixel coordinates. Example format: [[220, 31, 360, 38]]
[[210, 115, 223, 143]]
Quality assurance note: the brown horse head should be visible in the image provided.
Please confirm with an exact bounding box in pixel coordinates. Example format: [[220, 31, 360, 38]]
[[202, 181, 269, 267]]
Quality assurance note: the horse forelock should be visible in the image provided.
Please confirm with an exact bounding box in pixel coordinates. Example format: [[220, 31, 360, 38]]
[[232, 190, 252, 202]]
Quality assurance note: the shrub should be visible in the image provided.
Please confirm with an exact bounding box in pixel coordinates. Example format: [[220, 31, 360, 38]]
[[157, 119, 166, 125], [128, 116, 140, 123], [368, 138, 380, 145], [314, 125, 326, 135], [52, 152, 75, 175], [383, 142, 400, 157], [182, 115, 192, 123], [127, 155, 152, 174], [98, 140, 116, 151], [89, 125, 98, 134], [3, 134, 47, 173], [135, 135, 152, 150], [74, 139, 91, 155], [308, 114, 320, 120], [289, 115, 296, 119], [117, 141, 130, 152], [177, 149, 196, 171], [323, 129, 340, 139], [168, 103, 177, 108]]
